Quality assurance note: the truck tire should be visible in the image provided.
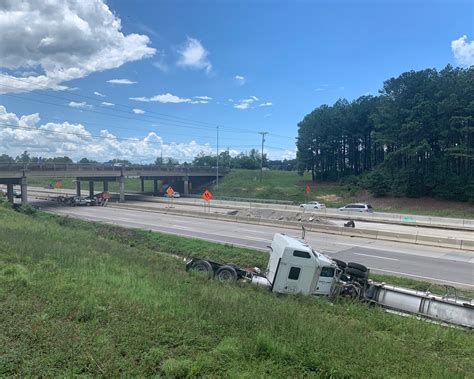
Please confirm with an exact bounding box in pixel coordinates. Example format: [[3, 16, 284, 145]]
[[190, 260, 213, 279], [215, 265, 238, 283], [346, 267, 368, 279], [332, 259, 347, 269], [347, 262, 368, 272]]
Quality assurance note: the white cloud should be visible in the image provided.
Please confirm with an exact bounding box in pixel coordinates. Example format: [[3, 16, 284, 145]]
[[259, 102, 272, 107], [107, 79, 137, 85], [101, 102, 114, 106], [132, 108, 145, 114], [130, 93, 192, 104], [195, 96, 212, 100], [451, 35, 474, 66], [228, 99, 234, 102], [235, 75, 245, 85], [94, 91, 106, 97], [68, 101, 92, 109], [0, 0, 155, 93], [0, 105, 217, 162], [233, 96, 259, 110], [314, 88, 324, 91], [177, 37, 212, 73]]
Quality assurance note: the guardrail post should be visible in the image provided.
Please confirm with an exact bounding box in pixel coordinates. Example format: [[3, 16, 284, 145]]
[[140, 177, 145, 192], [103, 181, 108, 192], [153, 178, 158, 195]]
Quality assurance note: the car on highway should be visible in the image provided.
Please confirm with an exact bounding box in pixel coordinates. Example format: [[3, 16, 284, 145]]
[[71, 196, 94, 206], [163, 191, 181, 198], [299, 201, 326, 209], [338, 203, 374, 213]]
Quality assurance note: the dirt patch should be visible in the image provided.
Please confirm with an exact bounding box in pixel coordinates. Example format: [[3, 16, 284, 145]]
[[318, 194, 342, 202]]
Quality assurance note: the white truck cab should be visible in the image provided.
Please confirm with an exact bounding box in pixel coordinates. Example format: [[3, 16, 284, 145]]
[[266, 233, 337, 296]]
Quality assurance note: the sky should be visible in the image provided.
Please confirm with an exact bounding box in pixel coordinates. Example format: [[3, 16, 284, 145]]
[[0, 0, 473, 163]]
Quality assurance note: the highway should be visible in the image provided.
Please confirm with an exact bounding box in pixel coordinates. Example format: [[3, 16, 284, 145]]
[[32, 199, 474, 289]]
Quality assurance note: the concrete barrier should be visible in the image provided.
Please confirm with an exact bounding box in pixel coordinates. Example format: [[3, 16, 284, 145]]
[[376, 230, 418, 245], [460, 239, 474, 251], [416, 235, 463, 250]]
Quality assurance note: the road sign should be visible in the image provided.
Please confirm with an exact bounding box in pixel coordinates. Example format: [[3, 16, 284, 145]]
[[101, 192, 111, 200], [201, 190, 213, 202], [166, 186, 174, 197], [305, 184, 311, 193], [54, 180, 62, 189]]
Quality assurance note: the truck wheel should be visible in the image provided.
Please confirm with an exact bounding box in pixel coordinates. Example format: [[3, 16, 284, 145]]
[[346, 267, 368, 279], [332, 259, 347, 269], [215, 265, 238, 283], [190, 260, 213, 279], [347, 262, 368, 272]]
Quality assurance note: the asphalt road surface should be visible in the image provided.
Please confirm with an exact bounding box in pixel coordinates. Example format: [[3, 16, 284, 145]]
[[33, 199, 474, 289]]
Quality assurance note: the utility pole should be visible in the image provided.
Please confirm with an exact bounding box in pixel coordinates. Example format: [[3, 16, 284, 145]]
[[216, 126, 219, 188], [259, 132, 268, 182]]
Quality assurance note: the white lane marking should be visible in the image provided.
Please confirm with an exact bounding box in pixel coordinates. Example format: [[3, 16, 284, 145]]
[[369, 267, 474, 288], [353, 253, 399, 261]]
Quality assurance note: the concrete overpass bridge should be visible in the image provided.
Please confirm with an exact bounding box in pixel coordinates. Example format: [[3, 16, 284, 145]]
[[0, 163, 227, 203]]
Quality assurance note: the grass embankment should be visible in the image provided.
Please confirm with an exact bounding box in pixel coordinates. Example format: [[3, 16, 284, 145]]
[[0, 206, 472, 377]]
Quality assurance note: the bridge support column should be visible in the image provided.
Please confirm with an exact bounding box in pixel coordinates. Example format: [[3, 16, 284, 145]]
[[103, 181, 108, 192], [89, 181, 94, 198], [20, 176, 27, 204], [119, 176, 125, 203], [140, 177, 145, 192], [6, 184, 14, 203], [76, 180, 81, 197], [153, 179, 158, 195], [183, 177, 189, 196]]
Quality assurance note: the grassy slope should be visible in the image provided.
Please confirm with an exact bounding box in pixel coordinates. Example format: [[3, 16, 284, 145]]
[[0, 206, 472, 377]]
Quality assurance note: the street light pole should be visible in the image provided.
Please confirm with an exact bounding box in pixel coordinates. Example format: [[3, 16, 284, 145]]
[[259, 132, 268, 182], [216, 125, 219, 188]]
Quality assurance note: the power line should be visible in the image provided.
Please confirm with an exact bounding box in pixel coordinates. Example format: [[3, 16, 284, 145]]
[[0, 77, 296, 139]]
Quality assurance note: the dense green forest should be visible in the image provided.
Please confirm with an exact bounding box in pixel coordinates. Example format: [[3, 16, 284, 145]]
[[297, 65, 474, 201]]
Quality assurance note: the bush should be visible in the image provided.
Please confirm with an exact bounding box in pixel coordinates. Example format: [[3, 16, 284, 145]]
[[366, 170, 391, 197]]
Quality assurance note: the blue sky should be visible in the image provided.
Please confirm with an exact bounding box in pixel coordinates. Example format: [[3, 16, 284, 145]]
[[0, 0, 473, 162]]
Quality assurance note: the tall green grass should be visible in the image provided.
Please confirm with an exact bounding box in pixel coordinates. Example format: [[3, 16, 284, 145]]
[[1, 207, 472, 377]]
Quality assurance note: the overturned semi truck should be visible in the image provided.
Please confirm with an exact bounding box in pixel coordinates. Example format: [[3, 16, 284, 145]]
[[186, 233, 473, 329]]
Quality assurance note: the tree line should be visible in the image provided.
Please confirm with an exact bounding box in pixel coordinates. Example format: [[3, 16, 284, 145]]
[[297, 65, 474, 201]]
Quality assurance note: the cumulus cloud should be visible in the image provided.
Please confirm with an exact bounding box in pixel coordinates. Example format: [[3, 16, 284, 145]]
[[68, 101, 92, 109], [101, 102, 114, 106], [107, 79, 137, 85], [0, 0, 155, 93], [195, 96, 212, 100], [94, 91, 106, 97], [130, 93, 193, 104], [177, 37, 212, 73], [0, 105, 216, 162], [451, 35, 474, 66], [250, 95, 259, 101], [132, 108, 145, 114], [259, 102, 272, 107]]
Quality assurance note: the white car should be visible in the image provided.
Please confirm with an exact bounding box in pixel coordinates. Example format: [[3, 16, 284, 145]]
[[338, 203, 374, 213], [299, 201, 326, 209], [163, 192, 181, 198]]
